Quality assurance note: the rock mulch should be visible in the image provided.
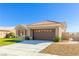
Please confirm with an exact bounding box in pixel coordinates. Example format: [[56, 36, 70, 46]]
[[40, 42, 79, 56]]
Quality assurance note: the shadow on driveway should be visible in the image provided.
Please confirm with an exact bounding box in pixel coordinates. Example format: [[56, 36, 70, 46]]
[[19, 40, 52, 45], [4, 40, 22, 43]]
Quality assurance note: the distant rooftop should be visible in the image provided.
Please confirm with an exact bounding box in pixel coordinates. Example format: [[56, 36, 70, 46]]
[[0, 26, 15, 30]]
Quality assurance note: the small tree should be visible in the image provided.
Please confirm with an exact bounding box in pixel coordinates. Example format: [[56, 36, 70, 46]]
[[5, 33, 10, 38], [53, 36, 61, 42], [5, 32, 15, 38]]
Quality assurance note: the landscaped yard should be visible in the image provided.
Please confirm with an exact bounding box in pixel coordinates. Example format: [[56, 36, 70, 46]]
[[0, 38, 22, 46], [40, 43, 79, 56]]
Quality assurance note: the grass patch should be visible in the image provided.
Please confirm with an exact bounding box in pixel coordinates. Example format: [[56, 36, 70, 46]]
[[0, 38, 22, 46]]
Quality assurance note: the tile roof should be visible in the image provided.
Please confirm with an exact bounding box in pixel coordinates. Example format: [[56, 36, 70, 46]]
[[28, 20, 65, 26]]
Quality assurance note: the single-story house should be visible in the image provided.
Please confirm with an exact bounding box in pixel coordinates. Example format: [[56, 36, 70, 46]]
[[15, 20, 66, 41], [0, 27, 16, 38]]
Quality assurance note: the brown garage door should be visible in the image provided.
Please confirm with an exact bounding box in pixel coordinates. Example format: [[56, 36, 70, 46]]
[[33, 29, 55, 40]]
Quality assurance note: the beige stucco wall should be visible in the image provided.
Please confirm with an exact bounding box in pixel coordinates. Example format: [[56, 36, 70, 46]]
[[9, 29, 16, 34], [0, 29, 16, 38], [16, 26, 65, 40], [0, 31, 9, 38], [55, 27, 65, 41], [59, 27, 63, 38]]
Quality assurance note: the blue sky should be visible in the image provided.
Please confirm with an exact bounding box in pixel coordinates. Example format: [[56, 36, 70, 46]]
[[0, 3, 79, 32]]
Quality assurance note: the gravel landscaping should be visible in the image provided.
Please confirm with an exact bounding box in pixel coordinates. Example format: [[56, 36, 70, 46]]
[[40, 42, 79, 56]]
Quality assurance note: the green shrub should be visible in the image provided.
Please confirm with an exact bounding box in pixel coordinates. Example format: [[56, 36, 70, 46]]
[[5, 34, 10, 38], [5, 32, 15, 38], [53, 36, 60, 42]]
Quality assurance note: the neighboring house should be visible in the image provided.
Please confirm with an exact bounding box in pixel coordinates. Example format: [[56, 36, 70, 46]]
[[70, 32, 79, 41], [15, 20, 66, 41], [0, 27, 16, 38]]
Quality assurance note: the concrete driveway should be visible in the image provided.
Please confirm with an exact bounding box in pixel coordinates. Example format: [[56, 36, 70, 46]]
[[0, 40, 53, 56]]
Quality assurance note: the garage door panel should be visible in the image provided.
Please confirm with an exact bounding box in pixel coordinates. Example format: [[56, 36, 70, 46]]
[[33, 29, 55, 40]]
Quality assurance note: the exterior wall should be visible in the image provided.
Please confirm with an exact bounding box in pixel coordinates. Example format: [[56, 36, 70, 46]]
[[27, 29, 31, 37], [62, 32, 70, 40], [10, 29, 16, 35], [0, 31, 10, 38], [16, 29, 27, 37], [0, 27, 16, 38], [30, 29, 33, 39], [16, 26, 65, 40], [55, 27, 65, 40], [71, 32, 79, 41], [0, 28, 16, 38], [59, 27, 65, 38]]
